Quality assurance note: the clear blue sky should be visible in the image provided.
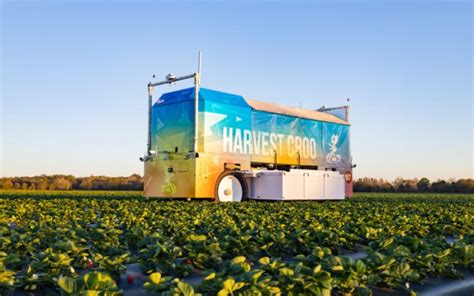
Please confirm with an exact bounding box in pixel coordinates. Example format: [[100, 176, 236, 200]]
[[1, 0, 472, 180]]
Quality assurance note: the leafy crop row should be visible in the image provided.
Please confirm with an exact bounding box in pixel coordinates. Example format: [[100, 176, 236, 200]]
[[0, 191, 472, 295]]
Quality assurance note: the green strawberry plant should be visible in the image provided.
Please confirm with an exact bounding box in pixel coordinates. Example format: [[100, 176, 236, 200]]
[[183, 234, 223, 270], [0, 255, 17, 292], [0, 191, 472, 294], [57, 271, 123, 295]]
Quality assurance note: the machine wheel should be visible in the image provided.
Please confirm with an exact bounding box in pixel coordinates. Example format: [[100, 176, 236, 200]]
[[214, 171, 248, 202]]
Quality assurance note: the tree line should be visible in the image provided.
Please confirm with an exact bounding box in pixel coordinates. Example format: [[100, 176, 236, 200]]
[[0, 175, 143, 191], [354, 177, 474, 193], [0, 175, 472, 193]]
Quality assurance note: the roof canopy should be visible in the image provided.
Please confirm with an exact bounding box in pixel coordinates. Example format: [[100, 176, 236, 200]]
[[245, 99, 349, 125], [157, 87, 350, 125]]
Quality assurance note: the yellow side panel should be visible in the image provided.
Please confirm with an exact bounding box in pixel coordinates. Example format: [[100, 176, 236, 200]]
[[144, 156, 196, 198], [144, 153, 251, 199], [195, 153, 251, 198]]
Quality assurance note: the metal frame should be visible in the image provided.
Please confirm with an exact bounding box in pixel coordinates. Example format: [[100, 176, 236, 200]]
[[144, 52, 202, 161], [317, 105, 350, 121]]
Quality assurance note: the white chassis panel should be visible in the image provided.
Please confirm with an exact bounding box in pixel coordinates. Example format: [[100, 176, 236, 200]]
[[245, 169, 345, 201]]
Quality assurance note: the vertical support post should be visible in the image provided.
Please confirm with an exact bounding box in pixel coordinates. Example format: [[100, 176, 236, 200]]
[[194, 74, 199, 152], [273, 149, 278, 170], [193, 51, 202, 153], [147, 83, 153, 156]]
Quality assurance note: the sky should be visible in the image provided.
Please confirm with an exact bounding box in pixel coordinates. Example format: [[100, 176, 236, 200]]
[[1, 0, 472, 180]]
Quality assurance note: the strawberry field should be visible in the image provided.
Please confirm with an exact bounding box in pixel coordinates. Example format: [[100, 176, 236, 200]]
[[0, 190, 473, 295]]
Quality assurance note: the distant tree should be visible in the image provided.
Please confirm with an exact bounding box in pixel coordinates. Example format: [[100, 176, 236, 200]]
[[354, 178, 394, 192], [78, 178, 93, 190], [378, 178, 394, 192], [1, 180, 13, 189], [37, 180, 49, 190], [52, 176, 72, 190], [354, 178, 374, 192], [417, 178, 431, 192], [394, 178, 418, 193], [431, 180, 453, 193], [453, 179, 474, 193]]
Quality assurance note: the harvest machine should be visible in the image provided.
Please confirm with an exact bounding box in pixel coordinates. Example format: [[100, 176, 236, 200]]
[[141, 54, 353, 201]]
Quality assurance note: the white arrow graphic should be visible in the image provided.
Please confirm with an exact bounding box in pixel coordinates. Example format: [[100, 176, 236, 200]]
[[203, 112, 227, 136]]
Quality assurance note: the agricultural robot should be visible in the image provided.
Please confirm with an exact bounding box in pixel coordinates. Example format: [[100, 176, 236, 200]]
[[141, 54, 353, 201]]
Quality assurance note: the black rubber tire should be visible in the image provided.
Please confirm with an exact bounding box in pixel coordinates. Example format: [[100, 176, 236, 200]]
[[214, 170, 249, 202]]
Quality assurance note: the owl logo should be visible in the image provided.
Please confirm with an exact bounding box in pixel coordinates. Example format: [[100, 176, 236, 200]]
[[326, 134, 342, 163], [161, 166, 177, 195]]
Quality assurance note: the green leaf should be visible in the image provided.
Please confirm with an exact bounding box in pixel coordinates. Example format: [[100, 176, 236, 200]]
[[84, 273, 100, 290], [58, 253, 73, 266], [251, 270, 264, 283], [57, 276, 77, 294], [279, 267, 294, 276], [294, 254, 306, 261], [266, 286, 281, 294], [149, 272, 162, 284], [380, 238, 394, 248], [231, 256, 246, 265], [313, 264, 322, 274], [177, 281, 194, 296], [188, 234, 207, 242], [394, 246, 411, 257], [233, 281, 246, 291], [84, 272, 113, 290], [258, 257, 270, 265], [332, 265, 344, 271], [218, 277, 245, 293], [314, 271, 331, 283], [356, 260, 366, 274], [222, 278, 235, 290], [204, 272, 216, 281], [217, 290, 230, 296], [406, 270, 420, 281]]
